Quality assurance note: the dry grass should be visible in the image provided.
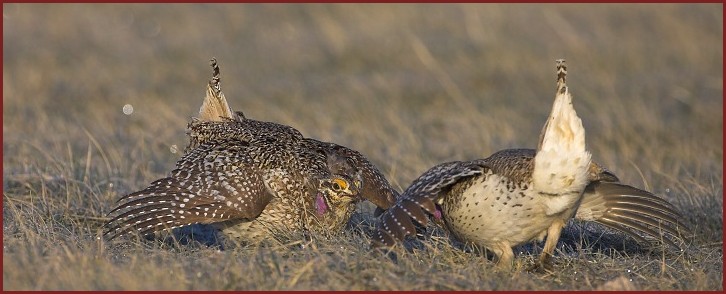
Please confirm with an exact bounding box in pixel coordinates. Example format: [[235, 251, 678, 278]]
[[3, 3, 722, 290]]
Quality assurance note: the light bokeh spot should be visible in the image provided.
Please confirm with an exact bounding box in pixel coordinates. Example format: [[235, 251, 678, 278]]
[[123, 104, 134, 115]]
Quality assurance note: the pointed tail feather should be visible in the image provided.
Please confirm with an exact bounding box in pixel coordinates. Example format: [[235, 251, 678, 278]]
[[197, 57, 237, 122]]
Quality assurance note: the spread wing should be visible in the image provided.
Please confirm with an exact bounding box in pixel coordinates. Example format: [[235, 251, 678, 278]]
[[575, 181, 692, 249], [372, 160, 489, 247], [103, 139, 274, 240]]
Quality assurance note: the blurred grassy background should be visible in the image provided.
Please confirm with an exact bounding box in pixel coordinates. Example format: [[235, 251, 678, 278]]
[[3, 3, 722, 290]]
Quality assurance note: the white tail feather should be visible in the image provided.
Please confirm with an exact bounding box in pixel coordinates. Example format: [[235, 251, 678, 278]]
[[533, 60, 591, 214]]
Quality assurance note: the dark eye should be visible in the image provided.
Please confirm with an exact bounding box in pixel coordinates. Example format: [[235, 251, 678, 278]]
[[332, 182, 341, 190]]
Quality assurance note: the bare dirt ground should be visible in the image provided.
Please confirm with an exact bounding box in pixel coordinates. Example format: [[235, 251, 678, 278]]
[[3, 4, 722, 290]]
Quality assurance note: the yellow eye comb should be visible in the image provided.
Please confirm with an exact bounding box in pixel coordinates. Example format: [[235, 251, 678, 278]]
[[333, 178, 349, 190]]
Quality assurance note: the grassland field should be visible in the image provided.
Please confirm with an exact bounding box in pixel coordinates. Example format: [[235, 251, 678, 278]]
[[2, 3, 723, 290]]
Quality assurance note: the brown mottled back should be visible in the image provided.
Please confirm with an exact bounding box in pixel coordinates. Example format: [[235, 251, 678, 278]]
[[185, 58, 400, 212]]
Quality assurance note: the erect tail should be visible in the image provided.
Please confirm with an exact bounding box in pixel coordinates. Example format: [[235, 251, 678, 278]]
[[575, 181, 692, 249], [197, 57, 239, 122], [533, 59, 591, 199]]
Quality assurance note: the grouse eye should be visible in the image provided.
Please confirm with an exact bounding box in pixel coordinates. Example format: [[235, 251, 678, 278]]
[[332, 178, 348, 191]]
